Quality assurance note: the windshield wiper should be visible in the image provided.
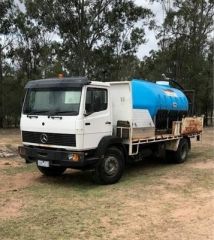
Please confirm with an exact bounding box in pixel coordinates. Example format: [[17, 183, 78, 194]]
[[27, 114, 38, 119], [26, 110, 49, 118], [26, 111, 38, 118]]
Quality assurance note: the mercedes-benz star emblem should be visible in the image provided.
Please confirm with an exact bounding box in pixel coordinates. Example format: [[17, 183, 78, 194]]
[[40, 133, 48, 144]]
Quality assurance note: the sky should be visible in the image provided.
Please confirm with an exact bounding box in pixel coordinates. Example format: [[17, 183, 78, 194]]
[[135, 0, 164, 59]]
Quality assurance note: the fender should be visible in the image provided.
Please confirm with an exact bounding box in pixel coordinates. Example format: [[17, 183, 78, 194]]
[[184, 136, 191, 150], [165, 137, 191, 151], [96, 135, 127, 159]]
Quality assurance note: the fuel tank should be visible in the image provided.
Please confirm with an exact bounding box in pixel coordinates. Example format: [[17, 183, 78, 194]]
[[131, 79, 188, 119]]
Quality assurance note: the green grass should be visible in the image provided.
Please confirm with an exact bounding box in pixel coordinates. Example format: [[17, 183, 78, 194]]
[[0, 173, 124, 240]]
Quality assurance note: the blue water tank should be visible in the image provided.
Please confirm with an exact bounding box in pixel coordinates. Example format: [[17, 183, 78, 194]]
[[131, 79, 189, 118]]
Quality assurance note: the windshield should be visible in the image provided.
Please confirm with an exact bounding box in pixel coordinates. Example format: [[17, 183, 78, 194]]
[[23, 88, 82, 116]]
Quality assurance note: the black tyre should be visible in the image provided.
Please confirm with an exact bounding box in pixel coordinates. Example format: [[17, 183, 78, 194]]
[[37, 165, 66, 176], [94, 147, 124, 184], [168, 138, 190, 164]]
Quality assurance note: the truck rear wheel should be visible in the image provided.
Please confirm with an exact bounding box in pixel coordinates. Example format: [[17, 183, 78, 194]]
[[37, 165, 66, 176], [94, 147, 124, 184], [167, 138, 189, 164]]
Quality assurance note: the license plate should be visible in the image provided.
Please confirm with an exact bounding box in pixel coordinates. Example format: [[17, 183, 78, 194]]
[[37, 160, 49, 168]]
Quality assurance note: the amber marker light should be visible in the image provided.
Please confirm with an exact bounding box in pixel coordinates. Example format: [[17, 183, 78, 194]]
[[72, 153, 80, 162], [68, 153, 80, 162]]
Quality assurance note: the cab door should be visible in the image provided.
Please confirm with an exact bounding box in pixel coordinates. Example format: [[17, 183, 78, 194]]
[[83, 87, 112, 149]]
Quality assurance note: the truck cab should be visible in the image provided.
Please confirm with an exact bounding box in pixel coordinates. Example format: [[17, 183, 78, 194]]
[[19, 77, 126, 184]]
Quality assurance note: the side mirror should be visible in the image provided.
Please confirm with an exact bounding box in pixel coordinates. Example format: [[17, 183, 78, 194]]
[[84, 110, 93, 117], [84, 110, 90, 117]]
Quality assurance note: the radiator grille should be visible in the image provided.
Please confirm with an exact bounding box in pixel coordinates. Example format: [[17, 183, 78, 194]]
[[22, 131, 76, 147]]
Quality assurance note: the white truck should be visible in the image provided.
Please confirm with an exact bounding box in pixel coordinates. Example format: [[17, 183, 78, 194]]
[[18, 77, 203, 184]]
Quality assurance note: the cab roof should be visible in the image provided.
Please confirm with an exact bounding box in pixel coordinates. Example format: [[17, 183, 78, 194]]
[[24, 77, 129, 89], [25, 77, 91, 89]]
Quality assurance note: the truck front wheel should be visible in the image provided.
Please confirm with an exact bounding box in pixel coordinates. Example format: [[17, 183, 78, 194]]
[[37, 165, 66, 176], [94, 147, 124, 184]]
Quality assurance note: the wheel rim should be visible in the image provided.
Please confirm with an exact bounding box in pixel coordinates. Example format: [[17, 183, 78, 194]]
[[181, 143, 188, 160], [104, 156, 119, 176]]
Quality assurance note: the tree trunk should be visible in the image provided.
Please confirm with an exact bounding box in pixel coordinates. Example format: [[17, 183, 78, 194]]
[[79, 0, 85, 76], [0, 45, 4, 128]]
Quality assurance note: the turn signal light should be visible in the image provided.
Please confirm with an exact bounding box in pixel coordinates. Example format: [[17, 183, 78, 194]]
[[68, 153, 80, 162], [72, 153, 80, 162]]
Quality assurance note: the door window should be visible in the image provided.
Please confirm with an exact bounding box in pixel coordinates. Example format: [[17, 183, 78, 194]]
[[85, 88, 108, 114]]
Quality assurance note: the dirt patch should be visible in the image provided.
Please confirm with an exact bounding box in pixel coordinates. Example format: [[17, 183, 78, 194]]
[[161, 176, 190, 187], [0, 171, 40, 193], [199, 128, 214, 147], [0, 198, 24, 219], [171, 199, 214, 224], [108, 186, 214, 240], [172, 205, 198, 220], [189, 159, 214, 169], [0, 158, 23, 169]]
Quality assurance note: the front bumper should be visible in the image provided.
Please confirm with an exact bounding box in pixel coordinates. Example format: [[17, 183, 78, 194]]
[[18, 145, 98, 169]]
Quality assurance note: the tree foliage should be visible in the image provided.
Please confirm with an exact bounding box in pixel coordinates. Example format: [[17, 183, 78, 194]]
[[23, 0, 153, 78], [0, 0, 213, 127], [0, 0, 16, 127], [141, 0, 213, 121]]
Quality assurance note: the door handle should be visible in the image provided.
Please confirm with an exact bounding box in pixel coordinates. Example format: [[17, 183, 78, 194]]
[[105, 121, 111, 125], [85, 122, 91, 125]]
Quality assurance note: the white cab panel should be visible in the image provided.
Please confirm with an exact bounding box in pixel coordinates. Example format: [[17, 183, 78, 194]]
[[83, 86, 112, 149], [109, 82, 132, 128], [83, 110, 112, 149]]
